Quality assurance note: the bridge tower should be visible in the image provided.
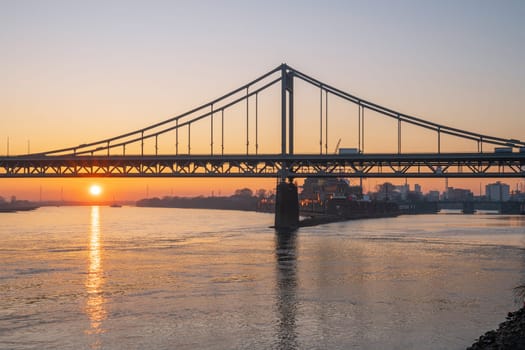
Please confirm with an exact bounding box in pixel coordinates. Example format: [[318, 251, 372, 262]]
[[275, 64, 300, 230]]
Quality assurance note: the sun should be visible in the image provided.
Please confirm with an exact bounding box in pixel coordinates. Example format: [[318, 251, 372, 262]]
[[89, 185, 102, 196]]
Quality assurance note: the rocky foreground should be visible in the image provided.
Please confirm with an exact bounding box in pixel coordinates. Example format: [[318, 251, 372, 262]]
[[467, 307, 525, 349]]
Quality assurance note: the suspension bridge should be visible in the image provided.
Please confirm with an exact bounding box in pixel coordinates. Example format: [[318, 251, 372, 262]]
[[1, 64, 524, 228], [1, 64, 524, 179]]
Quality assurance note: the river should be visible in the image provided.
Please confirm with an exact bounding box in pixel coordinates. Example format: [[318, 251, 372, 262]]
[[1, 206, 524, 349]]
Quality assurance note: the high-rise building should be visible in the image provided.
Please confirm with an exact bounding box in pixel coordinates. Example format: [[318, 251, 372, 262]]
[[485, 181, 510, 201]]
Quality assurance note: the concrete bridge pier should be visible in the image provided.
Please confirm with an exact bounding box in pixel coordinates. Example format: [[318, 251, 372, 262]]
[[462, 201, 476, 214], [274, 180, 299, 231]]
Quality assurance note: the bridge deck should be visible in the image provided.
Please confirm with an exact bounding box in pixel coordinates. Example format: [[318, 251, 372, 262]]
[[1, 153, 523, 178]]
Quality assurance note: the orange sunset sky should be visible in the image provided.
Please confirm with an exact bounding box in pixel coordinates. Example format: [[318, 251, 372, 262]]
[[2, 1, 524, 202]]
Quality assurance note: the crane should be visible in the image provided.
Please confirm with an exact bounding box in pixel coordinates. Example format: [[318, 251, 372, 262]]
[[334, 138, 341, 154]]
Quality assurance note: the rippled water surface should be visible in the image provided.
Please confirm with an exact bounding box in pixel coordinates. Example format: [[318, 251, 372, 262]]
[[1, 207, 524, 349]]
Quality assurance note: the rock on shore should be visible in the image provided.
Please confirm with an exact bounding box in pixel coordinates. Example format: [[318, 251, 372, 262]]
[[467, 307, 525, 349]]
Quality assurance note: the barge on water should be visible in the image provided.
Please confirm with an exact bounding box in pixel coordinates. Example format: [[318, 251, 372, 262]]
[[298, 178, 399, 226], [299, 198, 399, 227], [327, 197, 399, 219]]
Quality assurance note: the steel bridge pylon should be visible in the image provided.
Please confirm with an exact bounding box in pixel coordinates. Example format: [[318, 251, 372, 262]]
[[276, 64, 300, 230]]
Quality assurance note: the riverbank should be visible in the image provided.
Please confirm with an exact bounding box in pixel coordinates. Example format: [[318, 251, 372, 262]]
[[136, 195, 258, 211], [0, 200, 39, 213], [467, 307, 525, 349]]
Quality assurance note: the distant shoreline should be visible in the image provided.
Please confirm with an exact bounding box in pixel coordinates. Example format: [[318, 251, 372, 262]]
[[136, 195, 263, 212]]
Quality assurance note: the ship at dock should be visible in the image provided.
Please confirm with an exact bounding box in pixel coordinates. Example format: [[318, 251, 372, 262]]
[[298, 178, 399, 224]]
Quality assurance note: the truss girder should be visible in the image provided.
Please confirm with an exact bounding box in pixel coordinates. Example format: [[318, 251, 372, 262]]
[[0, 153, 523, 178]]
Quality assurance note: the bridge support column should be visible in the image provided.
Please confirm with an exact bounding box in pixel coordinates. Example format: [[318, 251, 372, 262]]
[[462, 201, 475, 214], [274, 180, 299, 231]]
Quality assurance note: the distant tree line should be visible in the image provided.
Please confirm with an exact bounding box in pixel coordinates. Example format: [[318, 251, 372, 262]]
[[136, 188, 272, 212]]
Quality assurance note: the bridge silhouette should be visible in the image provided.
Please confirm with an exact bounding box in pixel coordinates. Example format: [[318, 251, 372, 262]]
[[1, 64, 524, 179], [1, 64, 524, 228]]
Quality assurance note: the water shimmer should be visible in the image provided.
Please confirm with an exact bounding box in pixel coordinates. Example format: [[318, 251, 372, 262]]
[[1, 207, 524, 349]]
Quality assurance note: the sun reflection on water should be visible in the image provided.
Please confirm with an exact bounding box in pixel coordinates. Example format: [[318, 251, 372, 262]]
[[85, 206, 106, 342]]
